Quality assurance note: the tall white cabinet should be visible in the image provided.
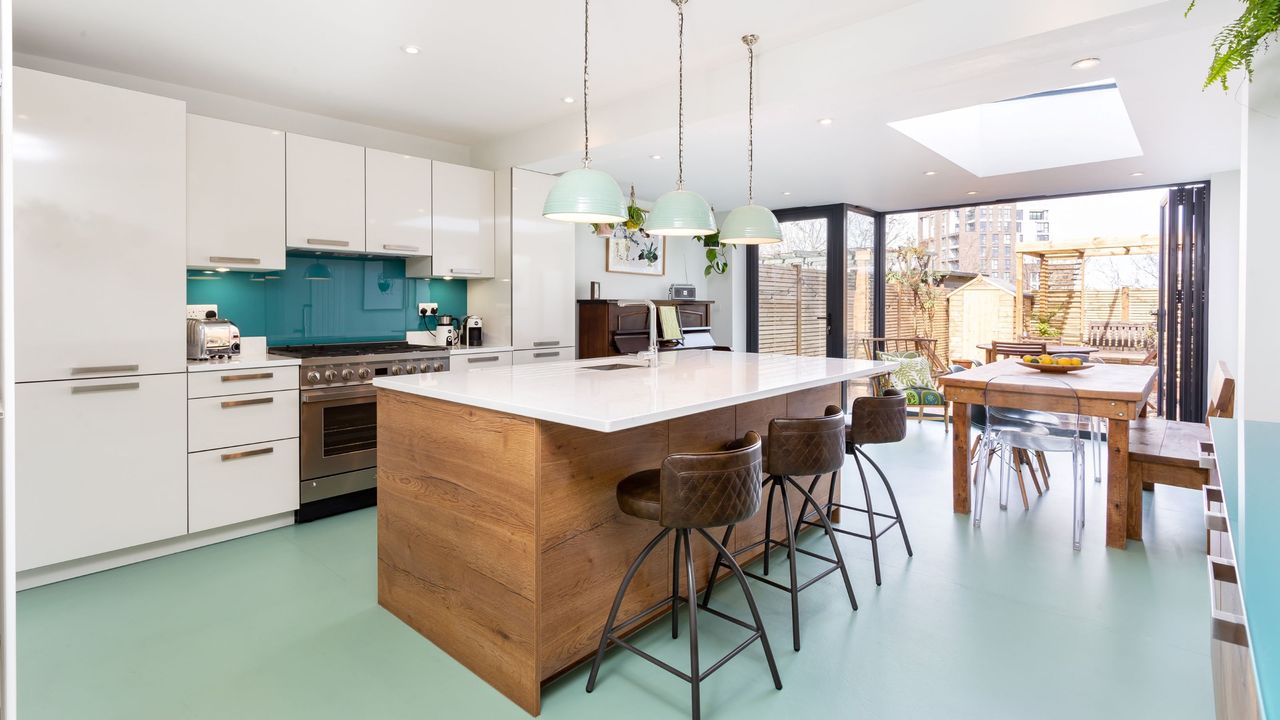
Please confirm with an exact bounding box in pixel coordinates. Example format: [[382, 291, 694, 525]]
[[365, 148, 432, 257], [430, 161, 495, 277], [14, 68, 189, 573], [511, 169, 576, 354], [187, 115, 286, 270], [285, 133, 365, 252]]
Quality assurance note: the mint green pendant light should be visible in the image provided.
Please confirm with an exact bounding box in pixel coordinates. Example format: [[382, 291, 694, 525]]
[[304, 260, 331, 281], [646, 0, 717, 237], [720, 34, 781, 245], [542, 0, 627, 224]]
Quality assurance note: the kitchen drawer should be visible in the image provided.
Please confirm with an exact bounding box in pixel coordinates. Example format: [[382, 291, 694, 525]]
[[189, 438, 299, 533], [188, 390, 298, 452], [458, 351, 512, 369], [513, 348, 574, 366], [188, 366, 298, 398]]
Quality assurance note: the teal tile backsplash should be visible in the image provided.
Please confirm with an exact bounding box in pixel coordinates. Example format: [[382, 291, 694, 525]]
[[187, 254, 467, 346]]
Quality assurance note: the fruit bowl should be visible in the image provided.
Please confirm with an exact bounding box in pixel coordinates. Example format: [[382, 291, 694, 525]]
[[1016, 360, 1095, 373]]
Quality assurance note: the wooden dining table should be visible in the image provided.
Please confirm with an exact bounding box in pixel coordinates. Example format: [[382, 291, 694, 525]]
[[976, 343, 1099, 365], [941, 359, 1158, 549]]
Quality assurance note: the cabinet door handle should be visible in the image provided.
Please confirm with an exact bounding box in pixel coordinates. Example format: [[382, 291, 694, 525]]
[[532, 340, 560, 347], [71, 364, 139, 375], [71, 382, 140, 394], [467, 355, 500, 363], [220, 396, 274, 409], [533, 351, 561, 359], [449, 268, 483, 275], [220, 372, 274, 382], [221, 446, 274, 462], [208, 256, 261, 265], [306, 238, 350, 247], [382, 244, 420, 253]]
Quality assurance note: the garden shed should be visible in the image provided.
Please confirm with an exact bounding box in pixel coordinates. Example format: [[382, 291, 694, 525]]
[[945, 275, 1034, 364]]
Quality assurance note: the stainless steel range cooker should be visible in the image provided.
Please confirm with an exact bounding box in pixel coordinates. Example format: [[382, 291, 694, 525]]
[[270, 341, 450, 521]]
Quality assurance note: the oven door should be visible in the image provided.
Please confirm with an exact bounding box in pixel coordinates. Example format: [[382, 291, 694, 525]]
[[300, 386, 378, 481]]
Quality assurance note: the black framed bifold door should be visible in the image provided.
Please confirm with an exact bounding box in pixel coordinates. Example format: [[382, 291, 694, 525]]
[[746, 204, 883, 359], [1157, 184, 1210, 421]]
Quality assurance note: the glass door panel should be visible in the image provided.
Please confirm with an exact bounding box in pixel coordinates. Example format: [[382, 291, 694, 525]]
[[756, 218, 828, 356], [846, 210, 876, 396]]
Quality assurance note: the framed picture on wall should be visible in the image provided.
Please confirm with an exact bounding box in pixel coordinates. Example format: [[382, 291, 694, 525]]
[[604, 226, 665, 276]]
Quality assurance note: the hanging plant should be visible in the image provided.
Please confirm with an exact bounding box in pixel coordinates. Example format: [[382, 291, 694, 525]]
[[592, 186, 647, 237], [695, 230, 728, 276], [1188, 0, 1280, 90]]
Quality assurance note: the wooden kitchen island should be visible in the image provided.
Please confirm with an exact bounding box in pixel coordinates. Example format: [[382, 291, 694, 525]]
[[373, 350, 891, 715]]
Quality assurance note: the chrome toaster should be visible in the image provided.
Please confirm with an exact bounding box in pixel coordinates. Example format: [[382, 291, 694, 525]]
[[186, 317, 242, 360]]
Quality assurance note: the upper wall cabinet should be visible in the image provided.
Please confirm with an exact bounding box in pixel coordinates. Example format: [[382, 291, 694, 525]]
[[286, 133, 365, 252], [366, 149, 432, 257], [187, 115, 286, 270], [431, 161, 495, 278], [14, 68, 187, 381]]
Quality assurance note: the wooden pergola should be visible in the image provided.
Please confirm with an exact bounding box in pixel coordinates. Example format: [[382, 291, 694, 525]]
[[1013, 235, 1159, 344]]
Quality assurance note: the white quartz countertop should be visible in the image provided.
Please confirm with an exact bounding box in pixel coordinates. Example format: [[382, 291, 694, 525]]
[[374, 350, 896, 432], [187, 354, 300, 372]]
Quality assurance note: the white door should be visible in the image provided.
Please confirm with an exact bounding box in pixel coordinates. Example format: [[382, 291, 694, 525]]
[[511, 169, 575, 350], [366, 148, 431, 257], [14, 69, 186, 382], [286, 133, 365, 252], [187, 115, 286, 270], [16, 374, 188, 571], [432, 161, 494, 277]]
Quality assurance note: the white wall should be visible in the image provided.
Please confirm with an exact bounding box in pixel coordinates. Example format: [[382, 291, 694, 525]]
[[574, 223, 710, 300], [14, 54, 471, 165], [1207, 170, 1240, 389]]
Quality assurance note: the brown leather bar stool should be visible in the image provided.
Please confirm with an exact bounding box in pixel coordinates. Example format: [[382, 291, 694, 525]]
[[585, 432, 782, 720], [700, 405, 858, 652], [795, 389, 913, 586]]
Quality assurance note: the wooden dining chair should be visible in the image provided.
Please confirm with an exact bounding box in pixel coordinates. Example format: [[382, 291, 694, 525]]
[[990, 339, 1047, 359]]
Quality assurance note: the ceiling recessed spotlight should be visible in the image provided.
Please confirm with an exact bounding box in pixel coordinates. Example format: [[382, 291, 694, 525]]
[[1071, 57, 1101, 70], [923, 170, 938, 176], [562, 96, 575, 104], [401, 44, 421, 55], [1129, 171, 1145, 177], [782, 191, 792, 196], [650, 154, 662, 160], [966, 191, 978, 195], [817, 118, 833, 126]]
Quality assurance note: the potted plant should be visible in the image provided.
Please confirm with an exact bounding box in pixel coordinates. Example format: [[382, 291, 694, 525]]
[[592, 185, 648, 237], [1188, 0, 1280, 89]]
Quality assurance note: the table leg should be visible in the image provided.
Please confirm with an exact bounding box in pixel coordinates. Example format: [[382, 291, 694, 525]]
[[952, 401, 970, 514], [1105, 417, 1130, 549], [984, 348, 997, 364]]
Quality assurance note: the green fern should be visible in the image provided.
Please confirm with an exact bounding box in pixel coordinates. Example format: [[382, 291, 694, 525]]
[[1189, 0, 1280, 90]]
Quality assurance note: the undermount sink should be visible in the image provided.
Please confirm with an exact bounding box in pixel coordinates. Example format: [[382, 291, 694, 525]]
[[581, 363, 646, 372]]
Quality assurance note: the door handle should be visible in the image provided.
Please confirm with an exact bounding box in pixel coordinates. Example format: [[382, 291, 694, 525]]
[[382, 244, 420, 253], [306, 238, 350, 247], [208, 256, 261, 265], [221, 372, 274, 382], [449, 268, 483, 275], [71, 364, 139, 375], [467, 355, 500, 363], [533, 351, 561, 359], [532, 340, 560, 347], [71, 382, 140, 394], [221, 446, 274, 462], [220, 396, 274, 409]]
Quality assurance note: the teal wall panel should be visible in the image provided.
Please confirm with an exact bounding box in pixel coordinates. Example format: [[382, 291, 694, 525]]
[[187, 254, 467, 346]]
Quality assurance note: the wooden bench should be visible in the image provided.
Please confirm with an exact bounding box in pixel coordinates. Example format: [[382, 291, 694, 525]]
[[1129, 361, 1235, 492]]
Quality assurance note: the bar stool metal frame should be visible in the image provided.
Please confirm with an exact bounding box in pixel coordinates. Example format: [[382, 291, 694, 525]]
[[699, 405, 858, 652], [585, 432, 782, 720], [793, 389, 913, 586]]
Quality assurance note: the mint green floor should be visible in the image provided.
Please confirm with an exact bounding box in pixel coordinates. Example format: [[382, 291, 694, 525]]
[[18, 425, 1213, 719]]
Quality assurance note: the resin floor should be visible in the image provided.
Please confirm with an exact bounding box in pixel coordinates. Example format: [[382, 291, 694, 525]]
[[17, 424, 1213, 719]]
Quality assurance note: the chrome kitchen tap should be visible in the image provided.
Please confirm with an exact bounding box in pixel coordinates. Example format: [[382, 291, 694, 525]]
[[617, 299, 659, 368]]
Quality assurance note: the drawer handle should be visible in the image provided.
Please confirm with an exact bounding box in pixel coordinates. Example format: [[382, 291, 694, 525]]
[[221, 372, 274, 382], [71, 382, 140, 394], [306, 238, 350, 247], [71, 364, 139, 375], [533, 351, 561, 359], [450, 268, 482, 275], [382, 244, 420, 252], [208, 256, 261, 265], [532, 340, 560, 348], [221, 446, 274, 462], [221, 396, 275, 409], [467, 356, 500, 363]]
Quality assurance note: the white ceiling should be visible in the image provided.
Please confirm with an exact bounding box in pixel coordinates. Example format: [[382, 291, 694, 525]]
[[16, 0, 1247, 211]]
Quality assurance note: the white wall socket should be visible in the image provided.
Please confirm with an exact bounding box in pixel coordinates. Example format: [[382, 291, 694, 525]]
[[418, 303, 438, 316], [186, 304, 218, 320]]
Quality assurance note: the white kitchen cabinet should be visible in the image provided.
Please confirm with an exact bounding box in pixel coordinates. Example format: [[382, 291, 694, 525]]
[[511, 168, 576, 351], [187, 365, 298, 399], [512, 348, 575, 365], [14, 68, 186, 382], [430, 161, 495, 277], [456, 351, 512, 369], [188, 389, 299, 452], [187, 115, 286, 270], [16, 374, 188, 571], [188, 438, 300, 533], [366, 148, 432, 257], [286, 133, 365, 251]]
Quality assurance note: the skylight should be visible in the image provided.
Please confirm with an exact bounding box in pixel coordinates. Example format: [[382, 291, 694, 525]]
[[888, 79, 1142, 177]]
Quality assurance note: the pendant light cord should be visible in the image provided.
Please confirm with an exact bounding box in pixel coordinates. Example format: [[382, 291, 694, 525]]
[[675, 0, 686, 189], [744, 35, 756, 206], [582, 0, 591, 167]]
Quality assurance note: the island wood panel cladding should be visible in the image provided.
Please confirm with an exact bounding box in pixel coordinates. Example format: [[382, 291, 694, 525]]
[[377, 383, 844, 715]]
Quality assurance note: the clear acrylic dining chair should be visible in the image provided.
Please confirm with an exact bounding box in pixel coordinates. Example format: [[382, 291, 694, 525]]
[[1052, 353, 1105, 485], [971, 375, 1088, 550]]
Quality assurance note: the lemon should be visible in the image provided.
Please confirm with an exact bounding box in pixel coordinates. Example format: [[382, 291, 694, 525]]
[[1038, 354, 1053, 364], [1022, 355, 1033, 363], [1071, 357, 1083, 366]]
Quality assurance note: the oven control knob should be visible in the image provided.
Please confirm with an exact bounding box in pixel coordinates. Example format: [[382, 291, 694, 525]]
[[306, 371, 321, 384], [358, 368, 373, 380], [340, 368, 355, 381], [433, 362, 446, 372], [405, 364, 418, 374], [323, 369, 339, 383], [389, 365, 404, 376], [419, 363, 432, 373]]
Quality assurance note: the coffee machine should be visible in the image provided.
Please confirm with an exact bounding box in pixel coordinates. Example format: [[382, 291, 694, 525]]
[[461, 315, 483, 347]]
